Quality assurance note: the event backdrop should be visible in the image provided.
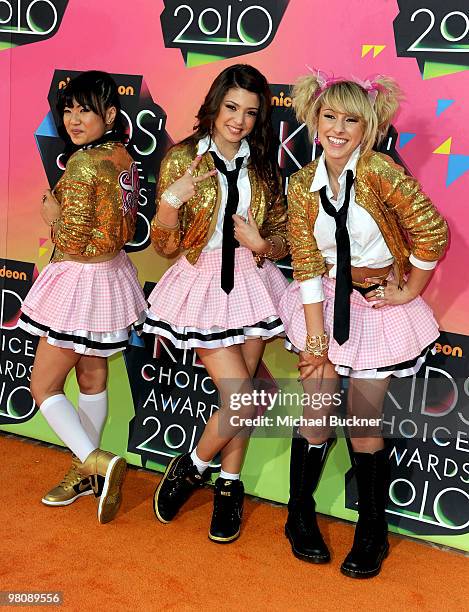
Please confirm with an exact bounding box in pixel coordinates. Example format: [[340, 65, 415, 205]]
[[1, 0, 468, 552]]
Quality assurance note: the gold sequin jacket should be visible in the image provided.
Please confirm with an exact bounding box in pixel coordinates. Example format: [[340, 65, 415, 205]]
[[151, 141, 288, 263], [52, 142, 138, 262], [288, 151, 448, 285]]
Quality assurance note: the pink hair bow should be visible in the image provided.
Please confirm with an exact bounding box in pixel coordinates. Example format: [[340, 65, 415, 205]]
[[351, 75, 386, 104], [310, 68, 345, 98], [307, 67, 385, 105]]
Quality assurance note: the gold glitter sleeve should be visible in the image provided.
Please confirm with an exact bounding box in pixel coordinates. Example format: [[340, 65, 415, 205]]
[[53, 152, 96, 255], [260, 176, 289, 260], [287, 171, 326, 281], [150, 147, 187, 256], [375, 155, 448, 262]]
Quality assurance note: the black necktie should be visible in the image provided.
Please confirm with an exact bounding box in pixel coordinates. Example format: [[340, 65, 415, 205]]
[[210, 152, 244, 294], [319, 170, 355, 345]]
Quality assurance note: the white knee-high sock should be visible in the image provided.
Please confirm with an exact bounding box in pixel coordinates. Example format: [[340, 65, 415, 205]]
[[40, 394, 97, 462], [77, 390, 108, 448]]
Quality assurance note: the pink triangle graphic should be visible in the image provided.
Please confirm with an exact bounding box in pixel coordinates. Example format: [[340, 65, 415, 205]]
[[39, 237, 48, 247]]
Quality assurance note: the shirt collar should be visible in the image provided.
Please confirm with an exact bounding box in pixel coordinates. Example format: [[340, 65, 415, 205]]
[[197, 134, 250, 165], [310, 146, 361, 193]]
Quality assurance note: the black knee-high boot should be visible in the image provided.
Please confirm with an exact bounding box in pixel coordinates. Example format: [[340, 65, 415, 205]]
[[285, 436, 335, 563], [340, 448, 390, 578]]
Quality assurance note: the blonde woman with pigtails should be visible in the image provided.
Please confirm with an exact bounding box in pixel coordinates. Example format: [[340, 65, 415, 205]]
[[279, 71, 448, 578]]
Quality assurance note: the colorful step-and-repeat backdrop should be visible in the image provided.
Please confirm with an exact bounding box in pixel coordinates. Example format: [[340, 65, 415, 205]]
[[1, 0, 468, 551]]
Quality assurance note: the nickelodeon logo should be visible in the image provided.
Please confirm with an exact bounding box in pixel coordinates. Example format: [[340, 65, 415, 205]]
[[0, 266, 27, 282], [272, 92, 292, 107], [435, 342, 463, 358], [58, 77, 135, 96]]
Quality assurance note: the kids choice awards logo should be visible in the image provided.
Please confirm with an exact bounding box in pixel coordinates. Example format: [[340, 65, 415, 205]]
[[35, 70, 172, 253], [394, 0, 469, 79], [0, 260, 39, 426], [160, 0, 290, 67], [0, 0, 68, 49], [271, 84, 317, 189], [345, 331, 469, 538], [126, 337, 220, 468]]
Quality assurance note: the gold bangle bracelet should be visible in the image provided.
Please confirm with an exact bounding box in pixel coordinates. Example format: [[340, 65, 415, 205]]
[[254, 237, 275, 268], [305, 332, 329, 357]]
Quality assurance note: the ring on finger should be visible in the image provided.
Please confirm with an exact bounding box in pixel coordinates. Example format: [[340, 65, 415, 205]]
[[375, 286, 385, 299], [187, 168, 194, 176]]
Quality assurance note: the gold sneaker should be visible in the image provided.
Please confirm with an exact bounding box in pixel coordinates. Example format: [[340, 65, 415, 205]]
[[78, 449, 127, 524], [42, 454, 94, 506]]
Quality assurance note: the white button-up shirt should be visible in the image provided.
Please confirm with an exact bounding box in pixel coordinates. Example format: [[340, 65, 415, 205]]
[[197, 135, 251, 252], [300, 147, 436, 304]]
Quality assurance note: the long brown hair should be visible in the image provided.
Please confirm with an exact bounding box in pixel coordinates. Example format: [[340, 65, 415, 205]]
[[183, 64, 281, 198]]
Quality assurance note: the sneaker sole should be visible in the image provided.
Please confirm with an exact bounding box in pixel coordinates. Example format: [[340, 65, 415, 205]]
[[153, 455, 178, 524], [208, 529, 240, 544], [284, 525, 331, 564], [41, 489, 94, 506], [98, 456, 127, 524], [340, 544, 390, 579]]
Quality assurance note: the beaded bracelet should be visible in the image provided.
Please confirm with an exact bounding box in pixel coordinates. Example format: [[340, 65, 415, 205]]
[[161, 189, 183, 209], [305, 332, 329, 357]]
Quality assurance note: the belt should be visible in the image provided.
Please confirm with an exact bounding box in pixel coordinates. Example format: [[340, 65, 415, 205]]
[[325, 263, 392, 288]]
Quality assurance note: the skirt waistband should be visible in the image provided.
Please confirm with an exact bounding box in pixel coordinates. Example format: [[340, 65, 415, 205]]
[[180, 247, 256, 273], [53, 250, 128, 270]]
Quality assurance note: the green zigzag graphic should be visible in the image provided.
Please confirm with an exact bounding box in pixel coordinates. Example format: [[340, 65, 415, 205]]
[[423, 61, 469, 80], [187, 51, 227, 68]]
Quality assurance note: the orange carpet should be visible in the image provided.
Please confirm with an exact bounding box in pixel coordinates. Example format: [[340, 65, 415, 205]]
[[1, 434, 467, 612]]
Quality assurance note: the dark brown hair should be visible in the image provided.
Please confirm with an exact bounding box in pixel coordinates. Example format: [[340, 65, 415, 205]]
[[184, 64, 281, 198]]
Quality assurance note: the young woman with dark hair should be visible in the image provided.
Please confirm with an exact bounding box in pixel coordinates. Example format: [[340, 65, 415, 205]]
[[144, 64, 288, 543], [19, 71, 147, 524]]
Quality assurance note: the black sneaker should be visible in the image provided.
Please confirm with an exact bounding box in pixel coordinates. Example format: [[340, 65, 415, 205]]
[[153, 453, 208, 523], [209, 478, 244, 543]]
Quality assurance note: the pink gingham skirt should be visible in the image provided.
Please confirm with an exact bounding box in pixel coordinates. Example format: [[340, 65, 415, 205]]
[[278, 277, 439, 375], [19, 251, 147, 357], [144, 247, 288, 349]]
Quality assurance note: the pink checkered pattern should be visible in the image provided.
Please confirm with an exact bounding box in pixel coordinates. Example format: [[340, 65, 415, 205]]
[[21, 251, 147, 332], [146, 247, 288, 329], [279, 277, 440, 370]]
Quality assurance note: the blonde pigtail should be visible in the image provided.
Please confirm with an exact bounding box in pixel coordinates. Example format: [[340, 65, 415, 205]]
[[291, 75, 322, 140], [373, 76, 403, 146]]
